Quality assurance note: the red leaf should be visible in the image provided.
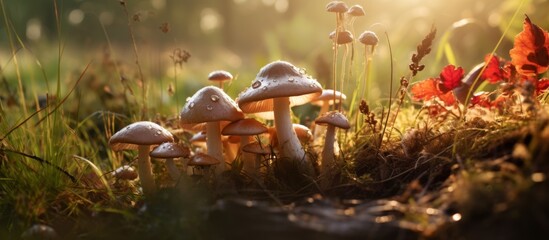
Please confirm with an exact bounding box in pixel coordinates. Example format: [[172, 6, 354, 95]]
[[411, 78, 441, 101], [438, 65, 463, 92], [470, 91, 492, 108], [509, 16, 549, 76], [536, 78, 549, 95], [482, 54, 506, 83], [438, 91, 457, 106]]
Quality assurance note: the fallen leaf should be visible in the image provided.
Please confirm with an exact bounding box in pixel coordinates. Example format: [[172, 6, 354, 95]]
[[509, 15, 549, 76], [438, 65, 464, 92]]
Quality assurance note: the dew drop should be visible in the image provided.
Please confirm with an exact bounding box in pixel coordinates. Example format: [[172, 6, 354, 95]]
[[148, 125, 153, 130], [299, 68, 307, 74], [207, 105, 213, 110], [210, 94, 220, 102], [125, 126, 131, 130], [155, 130, 162, 136], [288, 77, 295, 82], [252, 81, 261, 89], [261, 86, 268, 91], [189, 102, 195, 108]]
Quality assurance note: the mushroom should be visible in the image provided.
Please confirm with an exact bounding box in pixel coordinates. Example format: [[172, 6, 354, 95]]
[[112, 165, 138, 181], [150, 142, 191, 181], [347, 4, 365, 17], [109, 121, 174, 196], [311, 89, 347, 140], [237, 60, 322, 163], [180, 86, 244, 174], [208, 70, 233, 89], [187, 152, 220, 179], [222, 118, 268, 176], [268, 123, 313, 148], [329, 30, 354, 45], [314, 111, 350, 181]]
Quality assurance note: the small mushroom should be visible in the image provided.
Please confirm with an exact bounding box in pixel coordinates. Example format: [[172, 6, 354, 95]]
[[112, 165, 138, 181], [237, 60, 322, 163], [314, 111, 350, 184], [347, 5, 365, 17], [222, 118, 268, 176], [329, 30, 354, 45], [311, 89, 347, 140], [180, 86, 244, 175], [150, 142, 191, 181], [109, 121, 174, 196], [187, 152, 220, 179], [208, 70, 233, 89]]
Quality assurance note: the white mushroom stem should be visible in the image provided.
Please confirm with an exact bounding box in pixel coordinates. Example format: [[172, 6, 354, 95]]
[[223, 141, 237, 163], [321, 124, 336, 176], [313, 101, 330, 140], [137, 145, 156, 196], [206, 121, 224, 174], [165, 158, 181, 181], [240, 136, 256, 175], [273, 97, 305, 162]]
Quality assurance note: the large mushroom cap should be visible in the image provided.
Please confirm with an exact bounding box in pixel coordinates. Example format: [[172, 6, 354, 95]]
[[221, 118, 268, 136], [109, 121, 174, 151], [180, 86, 244, 125], [315, 111, 351, 129], [150, 142, 191, 159], [237, 60, 322, 113]]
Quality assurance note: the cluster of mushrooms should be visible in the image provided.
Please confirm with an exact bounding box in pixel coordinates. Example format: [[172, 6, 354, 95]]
[[108, 1, 378, 196]]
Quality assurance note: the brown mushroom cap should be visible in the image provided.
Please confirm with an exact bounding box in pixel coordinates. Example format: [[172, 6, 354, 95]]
[[347, 5, 365, 16], [221, 118, 268, 136], [109, 121, 174, 151], [180, 86, 244, 125], [112, 165, 138, 180], [315, 111, 351, 129], [187, 153, 220, 166], [150, 142, 191, 159], [326, 1, 348, 13], [329, 30, 354, 45], [312, 89, 347, 106], [189, 131, 207, 143], [242, 141, 273, 155], [358, 31, 379, 46], [237, 60, 322, 113], [208, 70, 233, 82]]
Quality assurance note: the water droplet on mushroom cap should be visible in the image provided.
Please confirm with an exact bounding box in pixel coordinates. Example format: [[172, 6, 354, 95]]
[[189, 102, 195, 108], [211, 94, 220, 102], [288, 77, 295, 82], [252, 81, 261, 89], [261, 86, 268, 91], [207, 105, 213, 110]]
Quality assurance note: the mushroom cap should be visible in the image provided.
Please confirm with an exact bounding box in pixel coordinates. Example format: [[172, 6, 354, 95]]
[[312, 89, 347, 106], [329, 30, 354, 45], [358, 31, 379, 46], [187, 153, 220, 166], [242, 141, 273, 155], [326, 1, 348, 13], [189, 131, 207, 142], [222, 118, 268, 136], [208, 70, 233, 82], [109, 121, 174, 151], [150, 142, 191, 159], [314, 111, 351, 129], [180, 86, 244, 125], [347, 5, 365, 16], [237, 60, 322, 113], [112, 165, 138, 180]]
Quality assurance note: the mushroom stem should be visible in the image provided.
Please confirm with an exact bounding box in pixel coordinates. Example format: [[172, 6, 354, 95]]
[[321, 124, 336, 176], [273, 97, 305, 162], [223, 140, 237, 163], [165, 158, 181, 181], [206, 121, 224, 174], [240, 136, 256, 176], [137, 145, 156, 196], [313, 101, 330, 140]]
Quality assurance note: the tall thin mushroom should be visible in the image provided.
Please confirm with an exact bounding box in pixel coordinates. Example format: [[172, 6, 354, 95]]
[[109, 121, 174, 196]]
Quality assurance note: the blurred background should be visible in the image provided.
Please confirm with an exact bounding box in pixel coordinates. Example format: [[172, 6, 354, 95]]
[[0, 0, 547, 118]]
